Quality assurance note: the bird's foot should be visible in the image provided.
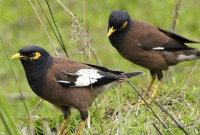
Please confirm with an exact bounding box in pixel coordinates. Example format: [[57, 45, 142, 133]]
[[62, 129, 69, 135], [138, 98, 154, 105], [138, 99, 145, 105], [138, 92, 148, 105], [75, 119, 87, 135], [119, 77, 129, 82], [57, 117, 70, 135]]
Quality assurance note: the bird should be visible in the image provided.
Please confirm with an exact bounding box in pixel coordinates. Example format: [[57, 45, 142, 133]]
[[107, 10, 200, 104], [12, 45, 143, 135]]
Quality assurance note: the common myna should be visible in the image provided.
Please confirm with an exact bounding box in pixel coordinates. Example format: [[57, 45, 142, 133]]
[[12, 45, 143, 135], [108, 10, 200, 104]]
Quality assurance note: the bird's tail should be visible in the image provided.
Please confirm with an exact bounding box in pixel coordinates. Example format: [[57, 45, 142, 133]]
[[123, 72, 144, 78], [177, 50, 200, 62]]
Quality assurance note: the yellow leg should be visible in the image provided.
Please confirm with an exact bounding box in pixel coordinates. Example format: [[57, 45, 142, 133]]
[[146, 74, 156, 92], [75, 119, 87, 135], [57, 117, 70, 135], [139, 75, 156, 104], [62, 129, 69, 135], [148, 79, 162, 104]]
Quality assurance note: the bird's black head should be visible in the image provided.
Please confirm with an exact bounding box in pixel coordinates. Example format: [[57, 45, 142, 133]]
[[108, 10, 131, 37], [12, 45, 50, 61], [12, 45, 53, 72], [12, 45, 54, 95]]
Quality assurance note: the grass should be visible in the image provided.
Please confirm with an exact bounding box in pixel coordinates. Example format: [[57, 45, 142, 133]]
[[0, 93, 20, 135], [0, 0, 200, 134]]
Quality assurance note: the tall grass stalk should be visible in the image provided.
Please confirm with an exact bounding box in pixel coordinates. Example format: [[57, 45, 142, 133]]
[[0, 93, 21, 135]]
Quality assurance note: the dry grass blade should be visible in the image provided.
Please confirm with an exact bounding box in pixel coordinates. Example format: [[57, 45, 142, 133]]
[[0, 36, 30, 118], [28, 0, 59, 57], [20, 99, 43, 129], [139, 85, 189, 135], [178, 60, 200, 98], [172, 0, 182, 31], [57, 0, 101, 66], [37, 0, 69, 58], [125, 79, 173, 135], [166, 0, 182, 83], [152, 123, 163, 135], [57, 0, 89, 63], [187, 120, 200, 127], [165, 60, 200, 126]]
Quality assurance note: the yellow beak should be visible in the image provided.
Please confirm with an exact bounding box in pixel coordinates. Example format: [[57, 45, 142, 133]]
[[107, 27, 116, 37], [11, 53, 24, 59]]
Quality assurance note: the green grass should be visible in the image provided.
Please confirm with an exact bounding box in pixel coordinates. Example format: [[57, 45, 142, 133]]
[[0, 93, 21, 135], [1, 0, 200, 134]]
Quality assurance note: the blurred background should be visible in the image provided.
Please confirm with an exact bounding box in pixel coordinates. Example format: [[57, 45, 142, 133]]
[[0, 0, 200, 134]]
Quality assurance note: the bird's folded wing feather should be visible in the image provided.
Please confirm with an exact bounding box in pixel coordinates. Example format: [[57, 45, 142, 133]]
[[158, 28, 200, 44], [57, 68, 120, 88], [84, 63, 124, 74], [135, 21, 198, 51]]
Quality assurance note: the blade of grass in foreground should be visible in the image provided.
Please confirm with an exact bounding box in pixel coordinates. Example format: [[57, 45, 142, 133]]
[[0, 36, 24, 134], [0, 93, 21, 135]]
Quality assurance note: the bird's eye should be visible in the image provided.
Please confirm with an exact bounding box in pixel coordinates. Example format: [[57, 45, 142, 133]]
[[28, 52, 35, 57], [23, 52, 35, 57], [22, 52, 41, 60]]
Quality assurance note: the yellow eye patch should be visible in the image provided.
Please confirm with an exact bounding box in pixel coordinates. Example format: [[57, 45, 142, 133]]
[[30, 52, 41, 60], [121, 21, 128, 29]]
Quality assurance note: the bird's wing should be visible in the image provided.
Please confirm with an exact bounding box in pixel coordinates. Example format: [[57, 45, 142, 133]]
[[158, 28, 200, 44], [57, 68, 120, 88], [50, 58, 121, 88], [134, 20, 198, 51], [83, 63, 124, 74], [52, 58, 141, 88]]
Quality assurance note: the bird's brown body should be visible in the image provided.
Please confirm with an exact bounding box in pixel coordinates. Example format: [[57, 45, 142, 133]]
[[42, 58, 118, 119], [12, 45, 143, 134], [24, 57, 123, 119], [108, 10, 200, 103], [109, 20, 198, 72], [42, 58, 94, 106]]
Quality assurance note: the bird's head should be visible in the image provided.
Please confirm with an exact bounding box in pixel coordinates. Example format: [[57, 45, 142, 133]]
[[12, 45, 53, 70], [12, 45, 50, 60], [108, 10, 131, 37]]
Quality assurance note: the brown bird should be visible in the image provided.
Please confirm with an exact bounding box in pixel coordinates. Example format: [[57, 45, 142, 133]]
[[12, 45, 143, 135], [108, 10, 200, 104]]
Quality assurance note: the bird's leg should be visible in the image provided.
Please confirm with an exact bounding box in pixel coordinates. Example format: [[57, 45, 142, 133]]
[[57, 117, 70, 135], [146, 73, 156, 92], [148, 71, 163, 104], [62, 129, 69, 135], [139, 72, 156, 104], [148, 79, 162, 104], [75, 119, 87, 135]]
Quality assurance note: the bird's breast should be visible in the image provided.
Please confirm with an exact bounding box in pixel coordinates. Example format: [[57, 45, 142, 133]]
[[26, 72, 46, 96]]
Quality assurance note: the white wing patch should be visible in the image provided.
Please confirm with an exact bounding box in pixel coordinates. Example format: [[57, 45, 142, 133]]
[[177, 54, 197, 62], [58, 69, 103, 87], [74, 69, 103, 86], [58, 80, 71, 83], [152, 47, 164, 50]]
